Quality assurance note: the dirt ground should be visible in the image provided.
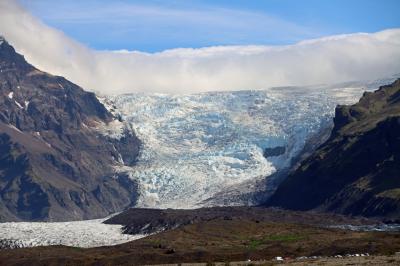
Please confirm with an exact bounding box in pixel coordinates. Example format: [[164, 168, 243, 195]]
[[146, 254, 400, 265]]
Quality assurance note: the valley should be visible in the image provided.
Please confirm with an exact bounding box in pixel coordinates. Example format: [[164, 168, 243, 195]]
[[102, 83, 384, 208], [0, 18, 399, 264]]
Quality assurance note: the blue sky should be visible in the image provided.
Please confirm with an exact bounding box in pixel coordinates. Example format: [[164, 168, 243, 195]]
[[19, 0, 400, 52]]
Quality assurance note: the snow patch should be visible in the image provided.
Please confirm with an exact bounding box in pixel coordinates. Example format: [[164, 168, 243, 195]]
[[58, 83, 65, 90], [14, 100, 23, 109], [96, 119, 127, 140], [7, 91, 13, 99], [7, 124, 22, 133]]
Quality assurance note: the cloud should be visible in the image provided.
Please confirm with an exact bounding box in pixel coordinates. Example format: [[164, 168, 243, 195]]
[[0, 0, 400, 95]]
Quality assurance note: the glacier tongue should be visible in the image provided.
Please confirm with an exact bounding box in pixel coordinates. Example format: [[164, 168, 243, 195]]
[[106, 84, 380, 209], [0, 217, 143, 248]]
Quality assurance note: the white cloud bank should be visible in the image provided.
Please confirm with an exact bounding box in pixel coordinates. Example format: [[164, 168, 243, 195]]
[[0, 0, 399, 95]]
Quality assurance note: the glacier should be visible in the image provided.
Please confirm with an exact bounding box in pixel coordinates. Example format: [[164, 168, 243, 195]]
[[101, 79, 394, 209], [1, 78, 397, 249], [0, 216, 144, 248]]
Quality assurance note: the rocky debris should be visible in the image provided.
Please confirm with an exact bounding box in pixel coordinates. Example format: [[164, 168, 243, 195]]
[[104, 206, 378, 235], [0, 239, 24, 249]]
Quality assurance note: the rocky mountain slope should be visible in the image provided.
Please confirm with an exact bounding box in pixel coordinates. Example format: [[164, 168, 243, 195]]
[[267, 79, 400, 219], [0, 37, 140, 221]]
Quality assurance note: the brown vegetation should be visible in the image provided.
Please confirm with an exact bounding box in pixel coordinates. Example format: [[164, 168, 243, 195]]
[[1, 216, 399, 265]]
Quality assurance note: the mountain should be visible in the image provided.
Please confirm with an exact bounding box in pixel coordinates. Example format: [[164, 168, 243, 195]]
[[266, 79, 400, 219], [0, 37, 140, 221]]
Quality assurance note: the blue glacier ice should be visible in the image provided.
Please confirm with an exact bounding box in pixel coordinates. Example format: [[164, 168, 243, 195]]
[[100, 78, 397, 209]]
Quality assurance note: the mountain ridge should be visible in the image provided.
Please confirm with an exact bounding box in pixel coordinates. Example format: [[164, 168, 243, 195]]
[[0, 38, 140, 221]]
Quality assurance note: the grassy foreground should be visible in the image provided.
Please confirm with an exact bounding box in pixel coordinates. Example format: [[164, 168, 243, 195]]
[[0, 217, 399, 265]]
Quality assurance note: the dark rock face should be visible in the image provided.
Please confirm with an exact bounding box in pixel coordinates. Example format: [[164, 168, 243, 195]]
[[263, 146, 286, 158], [0, 39, 140, 221], [266, 79, 400, 219]]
